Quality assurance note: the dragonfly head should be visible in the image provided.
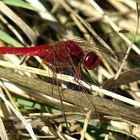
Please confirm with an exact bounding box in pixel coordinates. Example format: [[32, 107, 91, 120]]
[[84, 51, 100, 70]]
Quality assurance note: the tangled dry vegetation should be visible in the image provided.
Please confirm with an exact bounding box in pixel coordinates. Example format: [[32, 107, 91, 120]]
[[0, 0, 140, 139]]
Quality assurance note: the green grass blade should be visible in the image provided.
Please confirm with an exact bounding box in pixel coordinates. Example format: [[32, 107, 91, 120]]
[[0, 29, 23, 47], [2, 0, 37, 11]]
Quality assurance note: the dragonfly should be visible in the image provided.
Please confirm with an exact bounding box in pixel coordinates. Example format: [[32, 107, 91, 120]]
[[0, 40, 100, 72]]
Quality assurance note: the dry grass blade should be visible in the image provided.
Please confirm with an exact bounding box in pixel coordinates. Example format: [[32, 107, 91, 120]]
[[3, 81, 81, 112], [0, 80, 19, 111], [0, 117, 8, 140], [0, 60, 77, 85], [25, 0, 57, 22], [0, 14, 26, 45], [0, 1, 37, 43], [0, 89, 36, 140], [80, 110, 92, 140], [103, 67, 140, 88]]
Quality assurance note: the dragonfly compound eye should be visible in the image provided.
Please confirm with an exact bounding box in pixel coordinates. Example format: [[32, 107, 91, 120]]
[[84, 52, 100, 70]]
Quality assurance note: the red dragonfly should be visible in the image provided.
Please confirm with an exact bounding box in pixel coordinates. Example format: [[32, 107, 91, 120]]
[[0, 40, 100, 73], [1, 29, 133, 74]]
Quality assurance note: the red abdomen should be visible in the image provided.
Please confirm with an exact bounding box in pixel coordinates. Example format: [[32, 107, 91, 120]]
[[0, 44, 51, 57]]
